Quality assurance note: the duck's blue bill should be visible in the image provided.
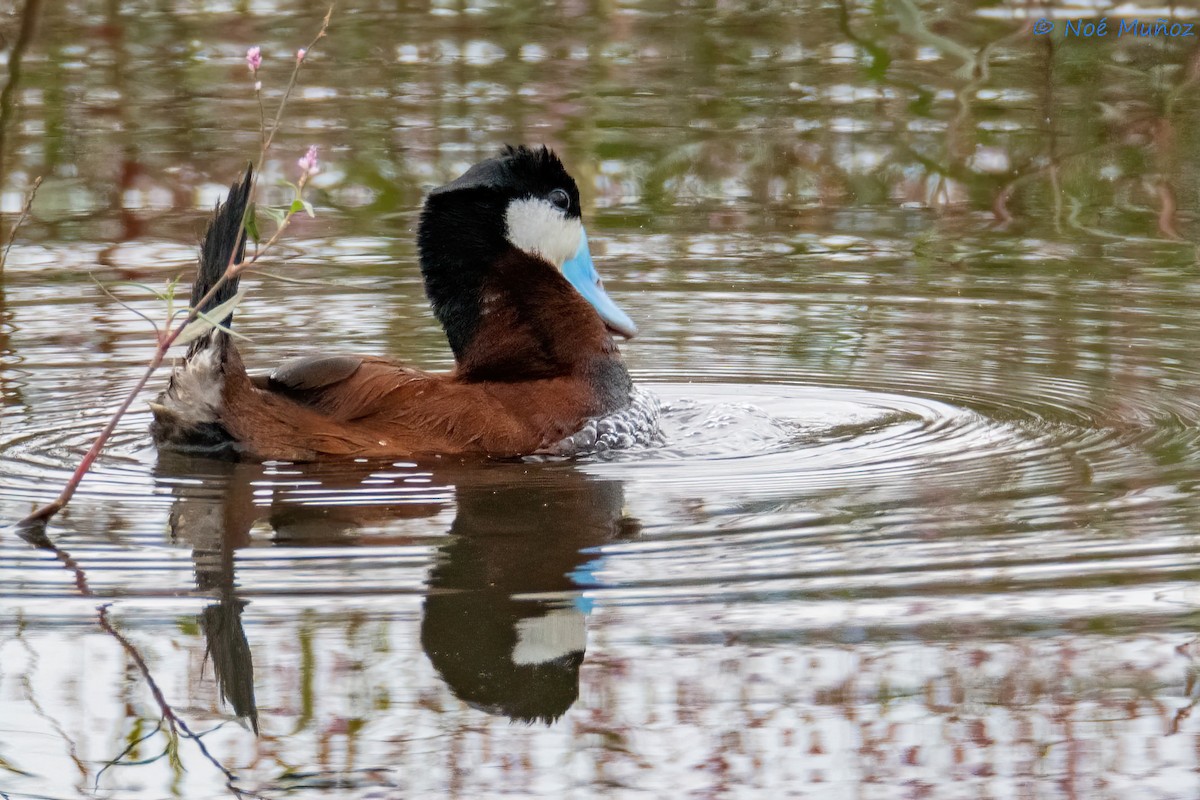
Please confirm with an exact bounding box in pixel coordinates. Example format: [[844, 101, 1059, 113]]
[[562, 229, 637, 339]]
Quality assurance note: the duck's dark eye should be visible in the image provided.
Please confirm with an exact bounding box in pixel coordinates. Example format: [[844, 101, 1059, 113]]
[[548, 188, 570, 212]]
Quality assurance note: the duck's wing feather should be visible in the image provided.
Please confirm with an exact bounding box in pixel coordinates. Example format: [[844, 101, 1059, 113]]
[[257, 353, 438, 424], [267, 354, 365, 392]]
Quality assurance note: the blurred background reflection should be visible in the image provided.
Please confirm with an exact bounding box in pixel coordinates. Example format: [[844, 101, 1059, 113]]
[[4, 1, 1200, 797]]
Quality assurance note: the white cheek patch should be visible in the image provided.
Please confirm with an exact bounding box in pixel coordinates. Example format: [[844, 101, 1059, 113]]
[[504, 197, 583, 269]]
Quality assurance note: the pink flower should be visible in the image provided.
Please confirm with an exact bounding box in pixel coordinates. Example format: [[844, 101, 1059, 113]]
[[296, 48, 307, 62], [298, 145, 319, 177], [246, 46, 262, 73]]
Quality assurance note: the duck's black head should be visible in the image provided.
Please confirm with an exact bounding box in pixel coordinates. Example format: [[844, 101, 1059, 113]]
[[417, 146, 636, 367]]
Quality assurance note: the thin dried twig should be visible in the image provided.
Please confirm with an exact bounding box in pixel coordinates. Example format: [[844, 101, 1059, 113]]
[[20, 510, 253, 794], [98, 605, 240, 786], [1, 175, 42, 272], [90, 274, 162, 340], [257, 6, 332, 174], [15, 6, 334, 530]]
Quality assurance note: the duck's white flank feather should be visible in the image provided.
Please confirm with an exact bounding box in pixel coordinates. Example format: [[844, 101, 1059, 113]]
[[158, 339, 224, 426]]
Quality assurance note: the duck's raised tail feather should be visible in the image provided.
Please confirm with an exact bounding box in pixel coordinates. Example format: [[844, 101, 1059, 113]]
[[192, 164, 253, 329], [150, 166, 253, 456]]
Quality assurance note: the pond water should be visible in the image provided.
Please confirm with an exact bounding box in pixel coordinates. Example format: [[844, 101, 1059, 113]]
[[4, 1, 1200, 797]]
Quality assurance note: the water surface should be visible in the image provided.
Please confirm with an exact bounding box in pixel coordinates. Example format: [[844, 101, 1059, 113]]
[[4, 1, 1200, 797]]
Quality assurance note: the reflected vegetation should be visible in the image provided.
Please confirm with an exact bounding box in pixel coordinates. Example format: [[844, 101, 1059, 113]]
[[3, 0, 1200, 240], [4, 0, 1200, 797]]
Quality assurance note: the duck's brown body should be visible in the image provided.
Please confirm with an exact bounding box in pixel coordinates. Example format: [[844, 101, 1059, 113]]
[[224, 354, 620, 461], [152, 148, 637, 461], [165, 289, 627, 461]]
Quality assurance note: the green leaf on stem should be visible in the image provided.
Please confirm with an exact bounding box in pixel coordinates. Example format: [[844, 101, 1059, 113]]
[[164, 276, 179, 323], [175, 288, 250, 346], [244, 202, 261, 244], [287, 198, 316, 218], [262, 206, 287, 229], [165, 728, 183, 773]]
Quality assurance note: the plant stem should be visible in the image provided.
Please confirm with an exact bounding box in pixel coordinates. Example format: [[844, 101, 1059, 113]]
[[14, 6, 332, 531], [254, 6, 332, 187], [1, 175, 42, 273], [98, 606, 239, 786], [17, 210, 297, 529], [18, 346, 165, 526]]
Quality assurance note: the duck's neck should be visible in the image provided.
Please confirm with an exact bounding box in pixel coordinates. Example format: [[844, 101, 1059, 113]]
[[418, 196, 507, 360], [452, 248, 625, 385]]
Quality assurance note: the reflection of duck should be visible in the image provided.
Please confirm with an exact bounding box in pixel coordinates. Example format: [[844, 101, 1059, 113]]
[[152, 146, 651, 461], [159, 454, 635, 729], [422, 474, 635, 724]]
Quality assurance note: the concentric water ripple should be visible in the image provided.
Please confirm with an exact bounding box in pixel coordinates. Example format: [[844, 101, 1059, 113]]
[[5, 224, 1200, 665], [4, 368, 1198, 626], [0, 377, 1137, 507]]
